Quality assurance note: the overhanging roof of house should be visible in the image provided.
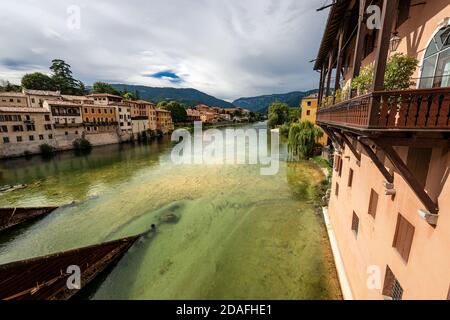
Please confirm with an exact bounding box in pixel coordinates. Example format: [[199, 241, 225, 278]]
[[314, 0, 351, 70]]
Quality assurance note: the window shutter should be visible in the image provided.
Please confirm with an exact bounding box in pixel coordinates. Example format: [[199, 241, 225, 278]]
[[351, 212, 359, 236], [393, 214, 415, 262], [368, 189, 379, 218], [348, 168, 354, 187]]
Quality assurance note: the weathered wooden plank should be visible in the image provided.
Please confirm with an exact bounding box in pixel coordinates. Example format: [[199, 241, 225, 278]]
[[0, 235, 141, 300], [0, 207, 59, 232]]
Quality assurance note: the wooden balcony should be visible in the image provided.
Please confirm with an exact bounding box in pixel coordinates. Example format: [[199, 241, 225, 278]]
[[317, 88, 450, 132]]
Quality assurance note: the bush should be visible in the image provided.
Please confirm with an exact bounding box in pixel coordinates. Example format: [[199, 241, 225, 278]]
[[351, 53, 419, 94], [39, 143, 55, 156], [73, 138, 92, 151]]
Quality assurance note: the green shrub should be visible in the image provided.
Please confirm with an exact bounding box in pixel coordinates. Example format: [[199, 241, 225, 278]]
[[351, 54, 419, 93], [39, 143, 55, 156], [73, 138, 92, 151]]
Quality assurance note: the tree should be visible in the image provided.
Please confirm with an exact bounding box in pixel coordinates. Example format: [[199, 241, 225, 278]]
[[157, 100, 187, 123], [267, 101, 289, 128], [0, 80, 21, 92], [93, 82, 121, 95], [122, 91, 137, 100], [21, 72, 56, 91], [288, 120, 323, 159], [50, 59, 85, 95]]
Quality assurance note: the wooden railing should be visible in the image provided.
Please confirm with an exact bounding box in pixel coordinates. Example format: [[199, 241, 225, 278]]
[[317, 88, 450, 130]]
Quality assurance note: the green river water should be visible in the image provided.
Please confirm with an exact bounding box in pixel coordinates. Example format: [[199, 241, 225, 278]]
[[0, 124, 341, 300]]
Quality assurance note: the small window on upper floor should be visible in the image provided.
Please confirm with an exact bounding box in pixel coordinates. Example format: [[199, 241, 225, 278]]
[[348, 168, 354, 187], [368, 189, 379, 219], [406, 147, 432, 188], [307, 101, 312, 106], [351, 212, 359, 237]]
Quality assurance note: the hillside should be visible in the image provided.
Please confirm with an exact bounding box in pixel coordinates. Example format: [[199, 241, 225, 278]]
[[232, 90, 318, 113], [110, 84, 235, 108]]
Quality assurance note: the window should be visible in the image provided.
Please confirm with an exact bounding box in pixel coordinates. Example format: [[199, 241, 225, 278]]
[[419, 25, 450, 88], [368, 189, 379, 218], [84, 108, 88, 113], [338, 157, 343, 177], [39, 135, 44, 140], [3, 137, 9, 143], [0, 125, 7, 132], [351, 212, 359, 237], [306, 110, 311, 116], [392, 214, 415, 262], [65, 131, 68, 136], [16, 136, 22, 142], [382, 266, 403, 300], [348, 168, 354, 187], [25, 115, 30, 121], [406, 147, 432, 187], [13, 125, 23, 132], [335, 182, 339, 197], [26, 124, 35, 131], [44, 124, 52, 130], [48, 134, 53, 139], [29, 135, 34, 141], [44, 115, 50, 121]]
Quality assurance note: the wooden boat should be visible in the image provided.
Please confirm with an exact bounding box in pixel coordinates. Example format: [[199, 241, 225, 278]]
[[0, 235, 141, 300], [0, 207, 59, 232]]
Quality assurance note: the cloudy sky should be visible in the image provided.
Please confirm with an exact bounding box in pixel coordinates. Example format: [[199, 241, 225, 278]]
[[0, 0, 330, 101]]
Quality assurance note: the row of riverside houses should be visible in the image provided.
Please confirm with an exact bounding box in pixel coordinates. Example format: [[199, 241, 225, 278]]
[[0, 89, 174, 158], [313, 0, 449, 300], [186, 104, 251, 124]]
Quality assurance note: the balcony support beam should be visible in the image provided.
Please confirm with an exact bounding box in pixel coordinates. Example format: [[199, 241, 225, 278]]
[[373, 138, 439, 214], [336, 131, 361, 163], [359, 138, 394, 184], [333, 29, 344, 102], [321, 126, 343, 150]]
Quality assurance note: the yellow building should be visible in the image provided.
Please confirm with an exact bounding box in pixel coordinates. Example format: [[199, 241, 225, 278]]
[[300, 93, 328, 146]]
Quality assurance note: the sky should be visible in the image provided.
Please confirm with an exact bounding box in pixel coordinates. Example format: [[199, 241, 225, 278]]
[[0, 0, 330, 101]]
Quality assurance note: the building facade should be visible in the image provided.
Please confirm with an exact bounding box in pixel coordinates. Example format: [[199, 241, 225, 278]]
[[81, 103, 118, 134], [156, 109, 174, 134], [0, 106, 55, 157], [314, 0, 450, 300]]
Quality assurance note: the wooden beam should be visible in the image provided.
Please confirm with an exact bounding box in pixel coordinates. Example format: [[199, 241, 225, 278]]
[[334, 28, 345, 98], [318, 65, 326, 106], [336, 131, 361, 162], [359, 140, 394, 183], [352, 0, 367, 79], [321, 126, 343, 149], [374, 139, 439, 214], [325, 53, 334, 98], [376, 137, 450, 148], [371, 0, 400, 91]]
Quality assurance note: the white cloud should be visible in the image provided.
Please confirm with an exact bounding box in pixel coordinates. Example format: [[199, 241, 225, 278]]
[[0, 0, 328, 101]]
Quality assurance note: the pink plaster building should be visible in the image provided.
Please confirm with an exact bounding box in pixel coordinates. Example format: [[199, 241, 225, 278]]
[[314, 0, 450, 300]]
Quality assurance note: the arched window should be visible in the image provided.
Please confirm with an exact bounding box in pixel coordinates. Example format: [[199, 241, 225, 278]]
[[419, 25, 450, 88]]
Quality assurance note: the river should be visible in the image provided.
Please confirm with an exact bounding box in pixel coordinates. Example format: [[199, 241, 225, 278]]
[[0, 123, 341, 300]]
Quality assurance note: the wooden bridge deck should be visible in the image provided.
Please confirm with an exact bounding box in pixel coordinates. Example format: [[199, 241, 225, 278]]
[[0, 235, 140, 300], [0, 207, 59, 232]]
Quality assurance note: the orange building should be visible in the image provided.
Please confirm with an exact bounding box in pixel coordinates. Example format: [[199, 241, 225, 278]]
[[156, 109, 174, 134], [81, 104, 118, 133], [314, 0, 450, 300], [300, 93, 329, 146]]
